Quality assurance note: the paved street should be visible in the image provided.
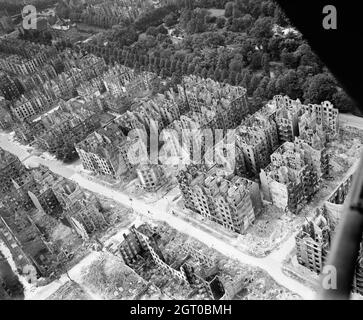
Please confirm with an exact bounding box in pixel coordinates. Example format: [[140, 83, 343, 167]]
[[339, 113, 363, 130]]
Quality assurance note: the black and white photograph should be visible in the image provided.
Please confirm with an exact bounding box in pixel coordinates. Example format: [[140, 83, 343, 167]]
[[0, 0, 362, 312]]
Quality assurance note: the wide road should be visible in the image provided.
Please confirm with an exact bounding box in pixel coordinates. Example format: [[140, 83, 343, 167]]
[[0, 132, 315, 299], [339, 113, 363, 130]]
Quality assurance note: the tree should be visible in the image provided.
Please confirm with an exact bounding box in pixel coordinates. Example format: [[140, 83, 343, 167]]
[[186, 8, 209, 33], [229, 56, 243, 73], [170, 59, 178, 73], [228, 71, 237, 85], [180, 8, 193, 29], [214, 68, 222, 81], [201, 68, 208, 79], [332, 91, 358, 113], [266, 77, 277, 97], [281, 48, 298, 69], [262, 53, 270, 74], [171, 72, 182, 87], [176, 59, 183, 73], [236, 72, 243, 85], [134, 5, 177, 32], [274, 6, 289, 27], [295, 43, 322, 71], [194, 64, 202, 75], [248, 74, 262, 96], [229, 14, 253, 32], [268, 37, 283, 61], [182, 60, 189, 74], [261, 1, 276, 17], [241, 69, 252, 90], [225, 2, 234, 18], [164, 12, 179, 27], [216, 16, 226, 28], [303, 73, 338, 104], [233, 5, 243, 19], [160, 68, 168, 78], [250, 51, 262, 70], [207, 67, 215, 79], [187, 63, 196, 75], [276, 70, 303, 99], [220, 69, 229, 82], [157, 25, 168, 35], [250, 17, 274, 42], [146, 26, 158, 36], [205, 15, 217, 24]]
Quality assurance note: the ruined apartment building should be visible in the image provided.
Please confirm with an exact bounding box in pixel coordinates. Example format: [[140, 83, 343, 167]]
[[0, 204, 56, 277], [13, 164, 107, 238], [295, 168, 363, 295], [137, 163, 166, 192], [0, 97, 13, 130], [76, 120, 136, 180], [0, 162, 108, 277], [0, 164, 59, 276], [236, 107, 279, 176], [180, 75, 249, 130], [260, 139, 322, 213], [102, 63, 156, 99], [119, 224, 226, 300], [10, 90, 57, 122], [76, 91, 182, 184], [29, 100, 111, 161], [0, 72, 23, 101], [160, 75, 249, 166], [266, 95, 303, 143], [0, 147, 32, 194], [265, 95, 339, 144], [113, 90, 181, 135], [6, 54, 106, 123], [14, 97, 108, 145], [177, 166, 262, 234], [0, 39, 57, 76], [301, 101, 339, 140]]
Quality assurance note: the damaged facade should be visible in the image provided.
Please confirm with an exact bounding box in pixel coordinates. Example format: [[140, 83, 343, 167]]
[[236, 106, 279, 176], [0, 150, 108, 278], [76, 120, 135, 180], [180, 75, 249, 130], [119, 223, 226, 300], [160, 75, 249, 166], [258, 95, 337, 213], [295, 169, 363, 295], [177, 166, 262, 234], [260, 140, 321, 213]]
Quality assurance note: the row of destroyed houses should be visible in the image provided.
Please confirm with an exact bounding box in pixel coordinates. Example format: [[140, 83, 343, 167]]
[[0, 147, 108, 278], [295, 163, 363, 296], [0, 38, 341, 241], [117, 222, 248, 300], [0, 147, 246, 300]]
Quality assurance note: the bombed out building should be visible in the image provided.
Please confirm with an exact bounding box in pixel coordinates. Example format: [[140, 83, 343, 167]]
[[177, 166, 263, 234], [260, 140, 321, 213], [119, 224, 226, 300], [295, 167, 363, 295], [0, 151, 108, 277]]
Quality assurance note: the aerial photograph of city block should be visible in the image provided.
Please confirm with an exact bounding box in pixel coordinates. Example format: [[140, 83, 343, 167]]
[[0, 0, 362, 305]]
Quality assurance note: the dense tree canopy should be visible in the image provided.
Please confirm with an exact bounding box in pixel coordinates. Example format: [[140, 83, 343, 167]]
[[79, 0, 356, 114]]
